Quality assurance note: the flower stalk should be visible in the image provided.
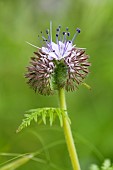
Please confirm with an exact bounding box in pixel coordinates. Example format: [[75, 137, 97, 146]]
[[58, 88, 81, 170], [24, 22, 91, 169]]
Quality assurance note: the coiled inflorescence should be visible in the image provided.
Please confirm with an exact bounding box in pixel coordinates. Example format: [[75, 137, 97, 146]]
[[25, 22, 91, 95]]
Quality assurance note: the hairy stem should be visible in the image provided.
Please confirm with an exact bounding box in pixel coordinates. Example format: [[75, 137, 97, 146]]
[[58, 88, 81, 170]]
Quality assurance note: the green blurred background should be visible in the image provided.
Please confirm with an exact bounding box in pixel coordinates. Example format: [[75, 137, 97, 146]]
[[0, 0, 113, 169]]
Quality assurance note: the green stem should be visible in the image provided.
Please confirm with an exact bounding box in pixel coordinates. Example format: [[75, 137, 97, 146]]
[[58, 88, 81, 170]]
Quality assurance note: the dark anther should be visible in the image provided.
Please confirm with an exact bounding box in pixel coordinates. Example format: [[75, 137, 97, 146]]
[[76, 28, 81, 33], [56, 34, 59, 37], [69, 40, 71, 43], [46, 29, 49, 34], [59, 25, 61, 28], [56, 28, 59, 32], [43, 39, 47, 42], [53, 50, 55, 52], [40, 31, 43, 34], [67, 32, 70, 36], [63, 32, 65, 35], [66, 27, 68, 31]]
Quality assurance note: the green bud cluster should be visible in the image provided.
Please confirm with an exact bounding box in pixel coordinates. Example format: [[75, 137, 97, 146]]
[[51, 60, 68, 90]]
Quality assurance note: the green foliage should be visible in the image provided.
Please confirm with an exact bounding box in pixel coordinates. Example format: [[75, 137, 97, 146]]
[[90, 159, 113, 170], [0, 154, 33, 170], [17, 108, 68, 132]]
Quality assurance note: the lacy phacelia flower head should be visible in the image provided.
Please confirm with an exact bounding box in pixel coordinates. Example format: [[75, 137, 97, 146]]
[[25, 22, 91, 95]]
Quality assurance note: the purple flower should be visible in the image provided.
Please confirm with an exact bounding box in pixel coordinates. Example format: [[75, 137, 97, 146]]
[[25, 22, 91, 95]]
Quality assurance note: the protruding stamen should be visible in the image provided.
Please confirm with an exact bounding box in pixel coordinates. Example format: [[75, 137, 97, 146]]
[[56, 28, 60, 32], [66, 27, 68, 31], [37, 34, 44, 46], [56, 26, 61, 42], [62, 32, 67, 42], [40, 31, 47, 42], [62, 40, 72, 56], [56, 33, 59, 44], [39, 30, 51, 47], [46, 29, 49, 34], [56, 33, 60, 51], [76, 28, 81, 33], [46, 29, 51, 43], [72, 28, 81, 43], [43, 39, 48, 42], [56, 34, 58, 37], [41, 36, 47, 41], [67, 32, 70, 36]]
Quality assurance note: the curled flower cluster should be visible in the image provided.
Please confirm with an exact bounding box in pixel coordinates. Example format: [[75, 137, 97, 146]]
[[25, 22, 90, 95]]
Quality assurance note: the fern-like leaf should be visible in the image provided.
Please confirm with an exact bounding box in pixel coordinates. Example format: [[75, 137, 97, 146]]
[[16, 107, 69, 133]]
